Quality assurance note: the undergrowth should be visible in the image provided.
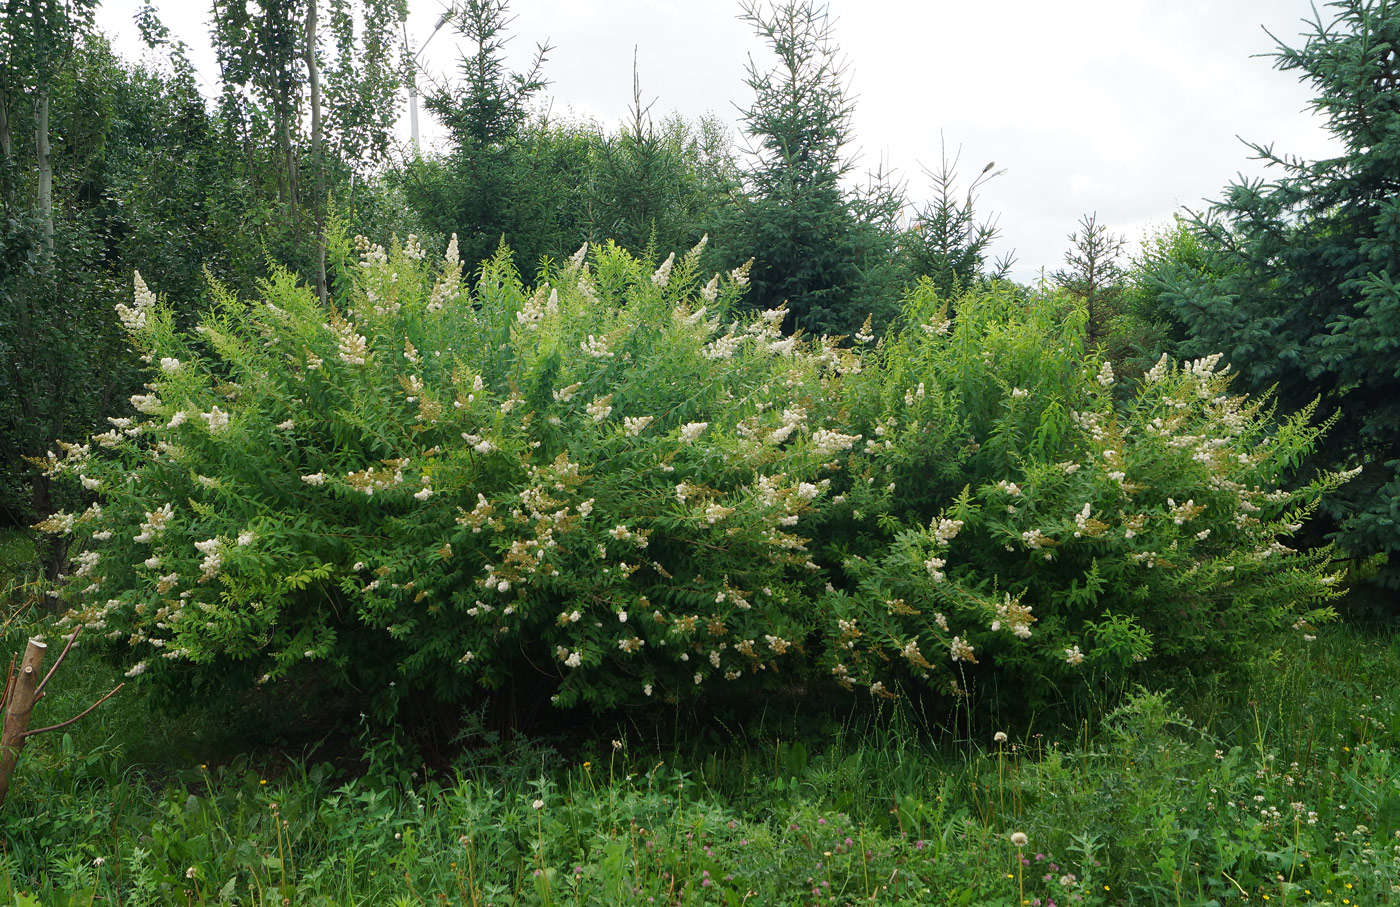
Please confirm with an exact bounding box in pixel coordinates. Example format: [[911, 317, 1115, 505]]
[[0, 564, 1394, 907]]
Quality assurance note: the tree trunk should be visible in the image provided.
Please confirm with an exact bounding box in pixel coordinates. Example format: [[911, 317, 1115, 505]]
[[0, 86, 13, 209], [0, 639, 47, 808], [305, 0, 327, 304], [34, 92, 52, 253]]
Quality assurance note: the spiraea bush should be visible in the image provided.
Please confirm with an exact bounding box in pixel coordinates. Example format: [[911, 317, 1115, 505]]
[[822, 283, 1349, 709], [37, 236, 1348, 720]]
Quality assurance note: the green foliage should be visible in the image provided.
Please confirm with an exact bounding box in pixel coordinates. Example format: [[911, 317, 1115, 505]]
[[730, 0, 904, 337], [411, 0, 565, 271], [902, 149, 1013, 299], [822, 283, 1347, 713], [590, 83, 741, 258], [38, 228, 1343, 726], [1153, 0, 1400, 588], [1, 617, 1398, 905], [1053, 211, 1126, 343], [45, 234, 854, 717]]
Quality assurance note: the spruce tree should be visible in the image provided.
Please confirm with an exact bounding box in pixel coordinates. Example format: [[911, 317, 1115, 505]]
[[1160, 0, 1400, 589], [732, 0, 899, 336]]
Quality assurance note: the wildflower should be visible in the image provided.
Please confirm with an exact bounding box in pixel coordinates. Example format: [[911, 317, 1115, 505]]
[[160, 357, 181, 372], [194, 537, 223, 580], [185, 867, 198, 880], [553, 382, 582, 403], [1021, 528, 1050, 549], [332, 314, 369, 365], [581, 334, 613, 358], [275, 419, 295, 430], [167, 410, 188, 429], [623, 415, 653, 436], [679, 421, 708, 443], [415, 487, 434, 501], [1096, 360, 1115, 388], [1010, 831, 1029, 848], [652, 252, 675, 286], [949, 636, 976, 663], [933, 518, 963, 546], [117, 271, 156, 331], [1064, 644, 1084, 666], [994, 731, 1008, 744], [125, 661, 148, 678], [811, 428, 861, 458], [703, 503, 734, 524], [201, 406, 230, 433], [532, 799, 545, 810], [924, 556, 946, 582], [301, 472, 326, 486], [586, 395, 613, 422], [1011, 387, 1029, 398], [854, 314, 875, 344], [564, 651, 582, 668], [703, 333, 744, 360]]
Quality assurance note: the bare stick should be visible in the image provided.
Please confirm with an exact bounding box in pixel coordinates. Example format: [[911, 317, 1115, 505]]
[[0, 638, 47, 807], [0, 654, 15, 714], [35, 625, 81, 697], [24, 683, 123, 739]]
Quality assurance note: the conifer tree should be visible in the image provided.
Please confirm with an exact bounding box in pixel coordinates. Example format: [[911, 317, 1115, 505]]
[[732, 0, 898, 336], [1159, 0, 1400, 589]]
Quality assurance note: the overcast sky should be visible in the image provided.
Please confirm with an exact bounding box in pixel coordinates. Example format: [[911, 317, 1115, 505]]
[[96, 0, 1343, 281]]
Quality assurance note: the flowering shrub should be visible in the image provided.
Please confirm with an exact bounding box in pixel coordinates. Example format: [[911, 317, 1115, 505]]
[[39, 237, 1346, 717], [819, 282, 1348, 707], [41, 236, 868, 714]]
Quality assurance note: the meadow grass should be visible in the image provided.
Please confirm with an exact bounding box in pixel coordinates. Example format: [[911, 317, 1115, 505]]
[[0, 527, 1396, 906]]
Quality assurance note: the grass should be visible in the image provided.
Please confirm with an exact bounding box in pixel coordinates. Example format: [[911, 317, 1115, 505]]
[[0, 526, 1397, 905]]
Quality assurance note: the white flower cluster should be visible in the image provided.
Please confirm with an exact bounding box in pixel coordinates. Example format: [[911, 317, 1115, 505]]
[[991, 593, 1035, 639], [134, 504, 174, 544], [1096, 360, 1115, 388], [586, 395, 613, 422], [811, 428, 861, 458], [703, 332, 744, 361], [652, 252, 675, 287], [580, 334, 613, 358], [117, 271, 157, 332], [194, 537, 223, 581], [200, 406, 229, 433], [933, 518, 963, 546], [332, 314, 369, 366]]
